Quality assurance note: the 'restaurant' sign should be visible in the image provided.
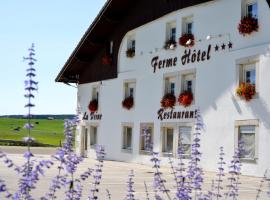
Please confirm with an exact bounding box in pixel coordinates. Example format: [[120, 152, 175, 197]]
[[158, 108, 198, 121], [83, 112, 102, 121]]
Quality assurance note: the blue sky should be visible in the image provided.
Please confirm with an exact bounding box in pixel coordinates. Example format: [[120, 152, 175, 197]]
[[0, 0, 106, 115]]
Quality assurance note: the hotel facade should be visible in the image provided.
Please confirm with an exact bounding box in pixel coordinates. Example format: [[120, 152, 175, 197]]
[[56, 0, 270, 177]]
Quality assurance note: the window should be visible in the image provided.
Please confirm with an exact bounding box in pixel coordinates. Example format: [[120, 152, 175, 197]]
[[178, 127, 192, 156], [92, 86, 99, 101], [122, 125, 133, 151], [182, 16, 194, 34], [235, 120, 259, 161], [166, 21, 176, 41], [246, 0, 257, 17], [124, 81, 136, 98], [90, 126, 97, 148], [164, 76, 177, 95], [162, 127, 174, 155], [140, 123, 154, 153], [181, 72, 196, 102], [238, 60, 258, 92], [127, 35, 136, 51]]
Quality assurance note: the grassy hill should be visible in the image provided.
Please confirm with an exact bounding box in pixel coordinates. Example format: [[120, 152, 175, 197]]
[[0, 118, 66, 147]]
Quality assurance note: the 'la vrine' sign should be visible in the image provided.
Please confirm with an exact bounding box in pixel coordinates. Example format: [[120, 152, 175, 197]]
[[158, 108, 198, 121], [83, 112, 102, 121]]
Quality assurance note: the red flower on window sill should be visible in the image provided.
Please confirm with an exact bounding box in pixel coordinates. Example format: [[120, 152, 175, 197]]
[[88, 99, 98, 113], [164, 39, 177, 50], [179, 33, 195, 47], [102, 55, 112, 65], [161, 93, 176, 109], [178, 91, 193, 107], [236, 82, 256, 101], [122, 96, 134, 110], [238, 16, 259, 36]]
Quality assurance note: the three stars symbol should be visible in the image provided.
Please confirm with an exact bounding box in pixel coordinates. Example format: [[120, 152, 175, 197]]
[[215, 42, 233, 52]]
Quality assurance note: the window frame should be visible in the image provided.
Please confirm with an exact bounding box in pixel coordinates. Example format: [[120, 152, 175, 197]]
[[122, 123, 133, 153], [182, 16, 194, 35], [234, 119, 259, 162], [139, 123, 154, 155], [166, 21, 177, 41], [89, 125, 98, 149], [237, 57, 259, 95], [178, 126, 193, 158], [164, 73, 179, 96]]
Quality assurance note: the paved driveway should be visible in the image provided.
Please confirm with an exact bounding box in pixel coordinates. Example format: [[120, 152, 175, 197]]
[[0, 149, 269, 199]]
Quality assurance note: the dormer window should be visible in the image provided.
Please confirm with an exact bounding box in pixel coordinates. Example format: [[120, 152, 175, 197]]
[[182, 16, 194, 34], [246, 1, 257, 18], [126, 35, 136, 58], [165, 21, 177, 50]]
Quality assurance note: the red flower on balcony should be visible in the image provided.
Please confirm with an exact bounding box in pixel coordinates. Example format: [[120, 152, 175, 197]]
[[161, 93, 176, 109], [102, 55, 112, 65], [179, 33, 195, 47], [178, 91, 193, 107], [88, 99, 98, 113], [238, 16, 259, 36], [236, 82, 256, 101], [122, 96, 134, 110]]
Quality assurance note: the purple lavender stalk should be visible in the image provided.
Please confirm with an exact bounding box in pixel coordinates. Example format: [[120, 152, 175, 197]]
[[151, 152, 171, 200], [125, 170, 135, 200], [0, 179, 12, 199], [214, 147, 226, 200], [106, 189, 112, 200], [187, 109, 204, 199], [144, 181, 150, 200], [88, 145, 105, 200], [255, 170, 268, 200]]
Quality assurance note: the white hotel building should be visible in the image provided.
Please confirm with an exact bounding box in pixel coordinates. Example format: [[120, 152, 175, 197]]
[[56, 0, 270, 176]]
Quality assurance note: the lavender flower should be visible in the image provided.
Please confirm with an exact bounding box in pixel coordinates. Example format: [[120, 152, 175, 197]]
[[143, 181, 150, 200], [125, 170, 135, 200], [255, 170, 268, 200], [187, 109, 204, 199], [151, 152, 170, 200], [214, 147, 226, 200], [88, 145, 105, 200], [106, 189, 111, 200]]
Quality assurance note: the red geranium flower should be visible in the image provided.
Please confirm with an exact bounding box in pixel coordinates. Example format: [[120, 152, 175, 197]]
[[102, 55, 112, 65], [179, 33, 195, 47], [178, 91, 193, 107], [238, 16, 259, 36], [122, 96, 134, 110], [88, 99, 98, 113], [161, 93, 176, 109], [236, 82, 256, 101]]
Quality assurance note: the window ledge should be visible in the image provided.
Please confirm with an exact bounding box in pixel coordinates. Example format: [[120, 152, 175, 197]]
[[139, 150, 152, 155], [240, 158, 257, 163], [121, 149, 133, 154]]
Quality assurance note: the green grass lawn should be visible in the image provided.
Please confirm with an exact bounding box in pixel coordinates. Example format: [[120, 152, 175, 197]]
[[0, 118, 65, 147]]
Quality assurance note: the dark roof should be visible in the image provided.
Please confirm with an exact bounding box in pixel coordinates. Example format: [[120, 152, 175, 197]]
[[55, 0, 270, 83]]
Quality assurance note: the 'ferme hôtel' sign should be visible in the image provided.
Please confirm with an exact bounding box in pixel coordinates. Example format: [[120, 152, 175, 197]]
[[151, 45, 211, 73]]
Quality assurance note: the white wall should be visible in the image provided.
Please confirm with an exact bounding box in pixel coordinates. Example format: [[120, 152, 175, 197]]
[[77, 0, 270, 177]]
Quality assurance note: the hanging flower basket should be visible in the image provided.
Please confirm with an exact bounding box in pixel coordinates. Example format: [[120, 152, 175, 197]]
[[179, 33, 195, 47], [164, 39, 177, 50], [88, 99, 98, 113], [102, 55, 112, 65], [178, 91, 193, 107], [161, 93, 176, 109], [122, 96, 134, 110], [126, 48, 135, 58], [238, 16, 259, 36], [236, 82, 256, 101]]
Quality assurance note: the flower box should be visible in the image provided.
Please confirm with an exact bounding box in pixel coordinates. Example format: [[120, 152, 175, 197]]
[[179, 33, 195, 47], [236, 82, 256, 101], [122, 96, 134, 110], [88, 99, 98, 113], [164, 39, 177, 50], [178, 91, 193, 107], [161, 93, 176, 109], [238, 16, 258, 36], [126, 48, 135, 58], [102, 55, 112, 65]]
